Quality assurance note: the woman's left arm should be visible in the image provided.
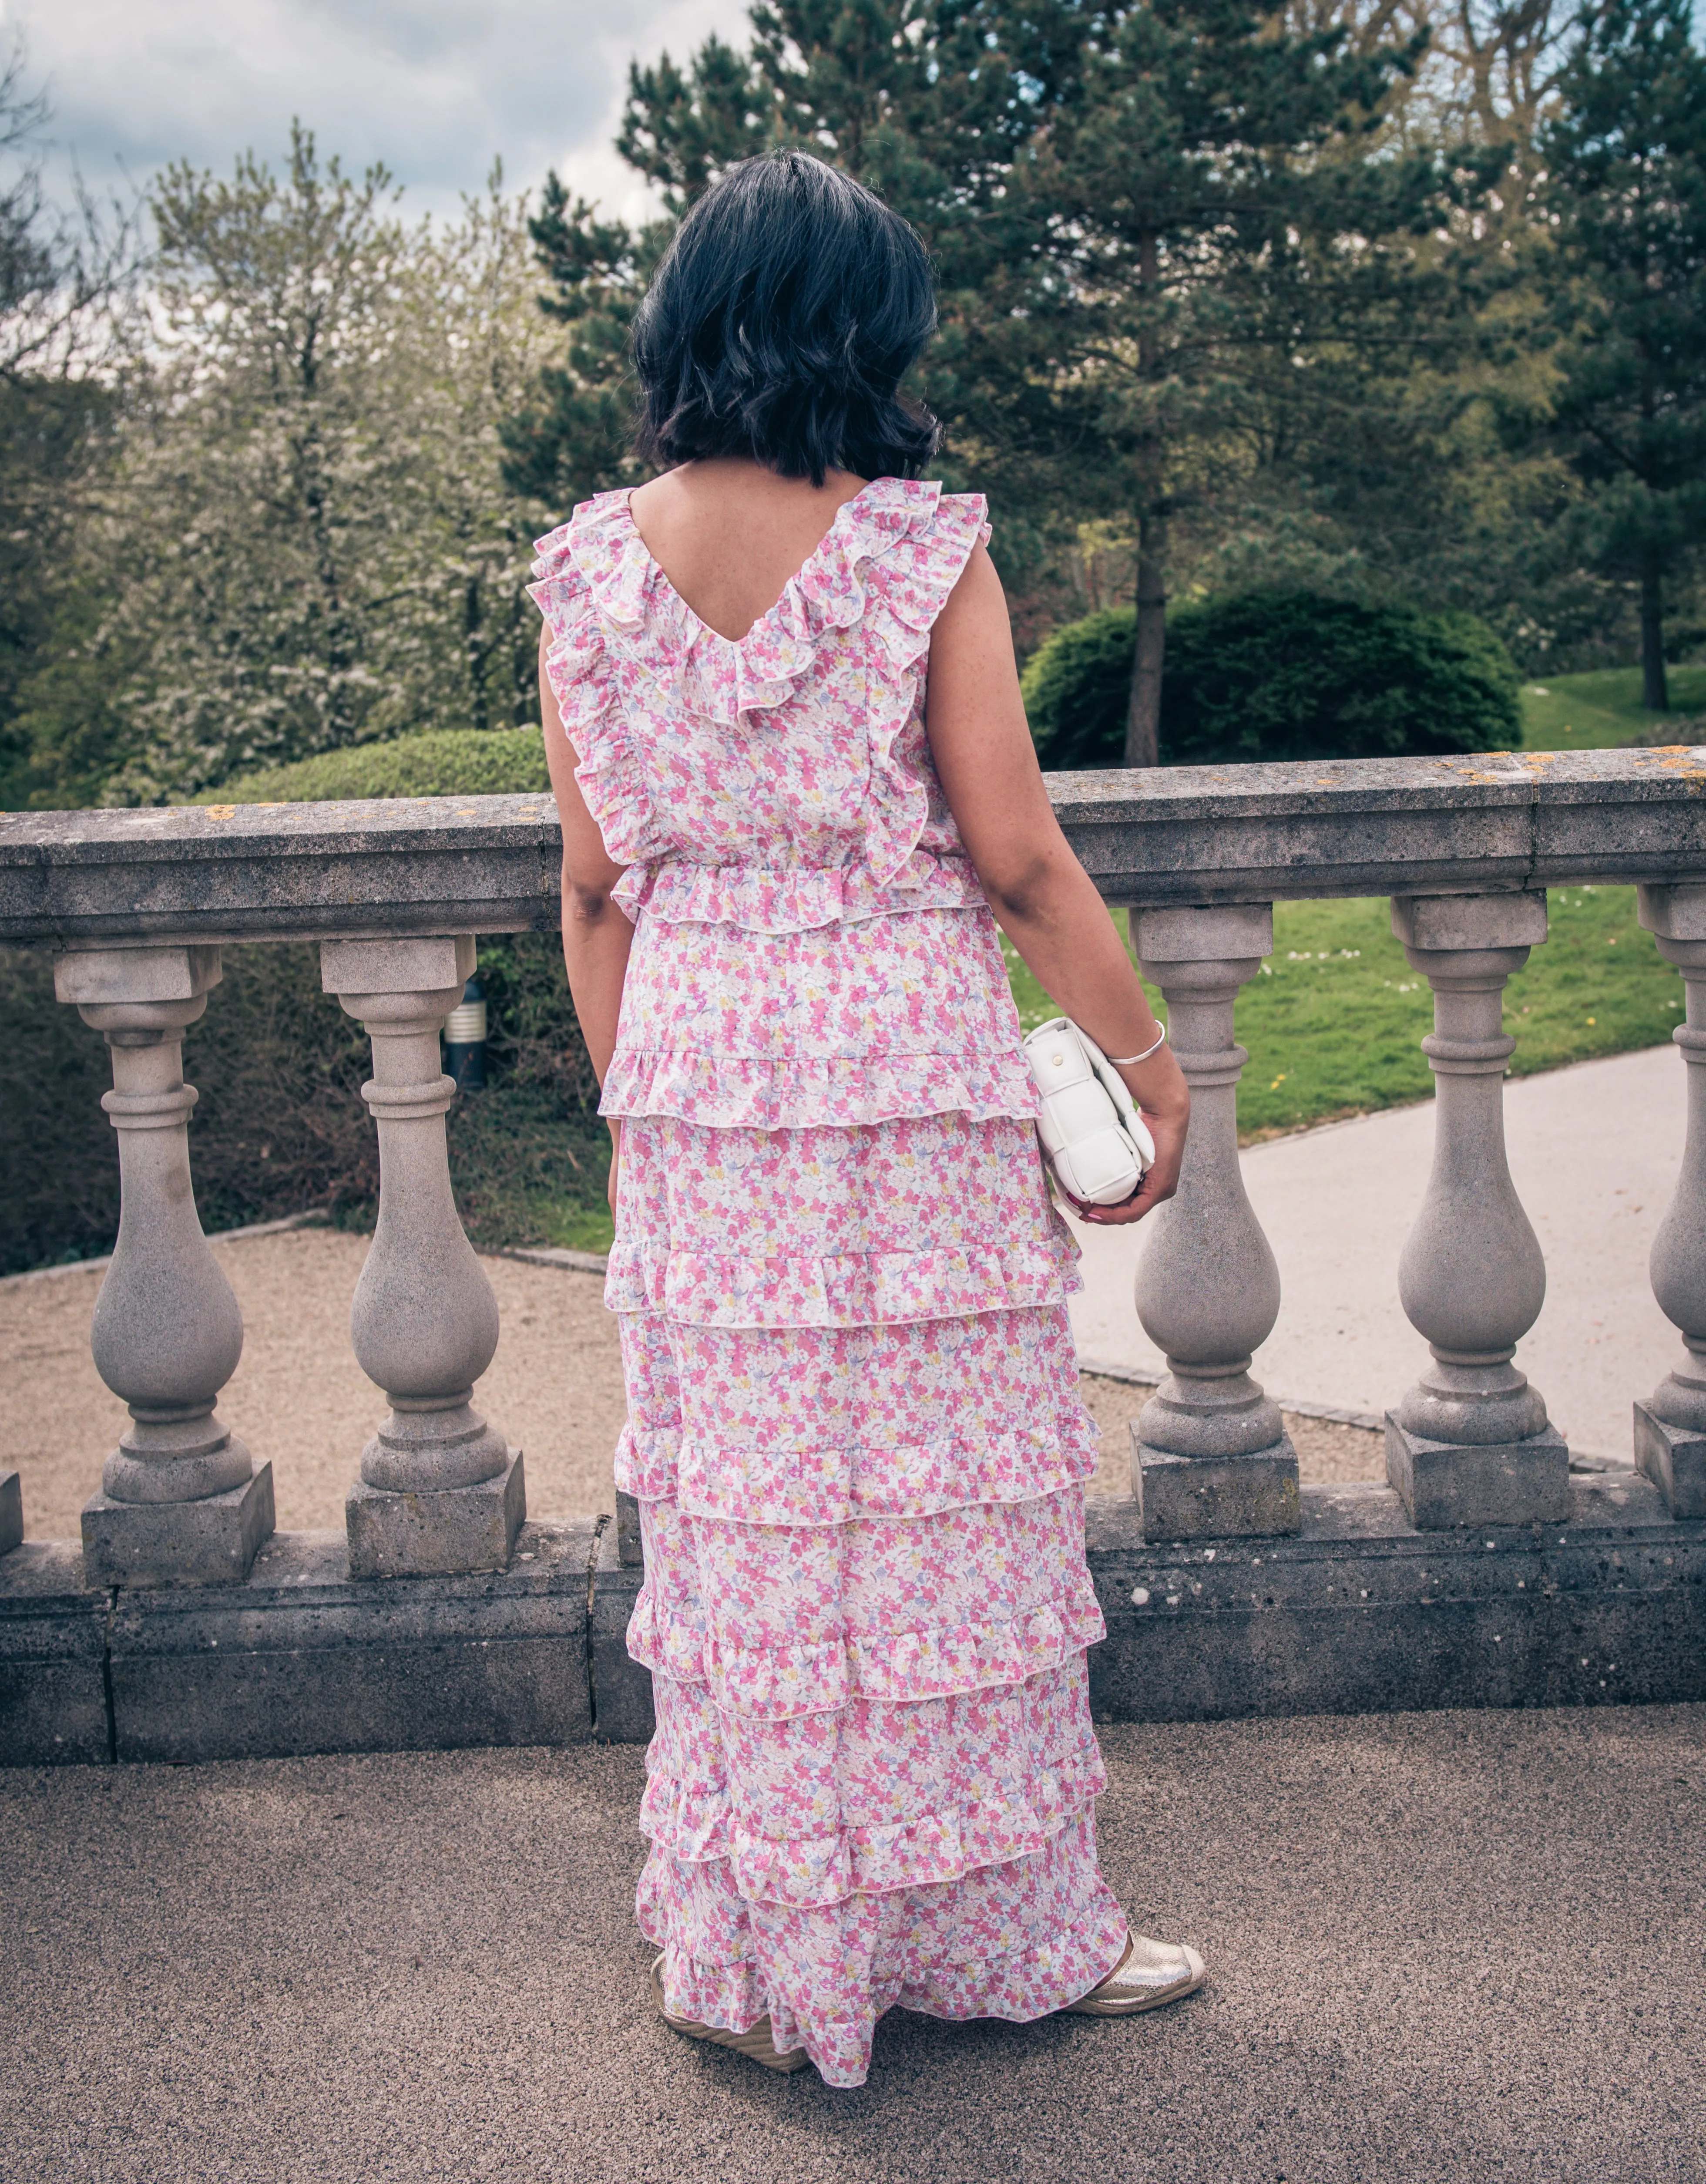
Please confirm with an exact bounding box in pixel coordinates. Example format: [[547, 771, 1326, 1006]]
[[540, 628, 633, 1214], [925, 545, 1190, 1226]]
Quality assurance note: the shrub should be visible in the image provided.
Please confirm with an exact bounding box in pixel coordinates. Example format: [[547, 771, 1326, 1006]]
[[193, 726, 550, 805], [1021, 591, 1522, 768]]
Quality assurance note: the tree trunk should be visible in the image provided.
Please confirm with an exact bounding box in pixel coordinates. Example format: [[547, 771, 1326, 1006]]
[[1125, 510, 1166, 768], [1125, 225, 1165, 770], [1642, 564, 1669, 713]]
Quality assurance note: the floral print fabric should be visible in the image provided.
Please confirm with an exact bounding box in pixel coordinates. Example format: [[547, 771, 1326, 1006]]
[[530, 479, 1125, 2086]]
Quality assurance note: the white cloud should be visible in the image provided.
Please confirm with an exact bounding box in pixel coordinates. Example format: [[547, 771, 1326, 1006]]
[[3, 0, 750, 223]]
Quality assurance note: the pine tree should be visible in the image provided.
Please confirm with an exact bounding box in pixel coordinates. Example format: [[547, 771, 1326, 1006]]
[[598, 0, 1453, 762], [1538, 0, 1706, 708]]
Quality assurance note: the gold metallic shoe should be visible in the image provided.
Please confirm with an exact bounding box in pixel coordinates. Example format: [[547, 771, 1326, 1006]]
[[1065, 1931, 1206, 2016], [648, 1954, 811, 2072]]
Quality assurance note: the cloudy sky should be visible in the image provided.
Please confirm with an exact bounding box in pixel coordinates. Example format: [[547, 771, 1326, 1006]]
[[3, 0, 752, 225]]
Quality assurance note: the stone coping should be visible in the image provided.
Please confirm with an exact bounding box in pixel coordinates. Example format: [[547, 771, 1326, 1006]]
[[8, 747, 1706, 945], [4, 1475, 1702, 1766]]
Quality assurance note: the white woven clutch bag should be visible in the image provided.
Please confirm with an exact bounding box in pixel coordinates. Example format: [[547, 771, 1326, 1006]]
[[1022, 1016, 1157, 1207]]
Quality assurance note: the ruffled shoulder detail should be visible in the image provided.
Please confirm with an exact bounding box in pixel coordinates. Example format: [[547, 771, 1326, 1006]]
[[853, 485, 990, 884], [556, 480, 989, 895], [527, 493, 659, 869]]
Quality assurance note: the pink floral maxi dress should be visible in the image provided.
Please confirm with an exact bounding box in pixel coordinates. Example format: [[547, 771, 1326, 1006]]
[[531, 477, 1127, 2087]]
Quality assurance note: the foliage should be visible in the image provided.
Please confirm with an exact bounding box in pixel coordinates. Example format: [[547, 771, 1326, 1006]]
[[4, 132, 556, 808], [0, 45, 144, 808], [1022, 590, 1520, 766], [1002, 884, 1681, 1140], [200, 726, 549, 804], [607, 0, 1465, 765], [1020, 609, 1149, 771], [1535, 0, 1706, 707], [497, 172, 660, 510]]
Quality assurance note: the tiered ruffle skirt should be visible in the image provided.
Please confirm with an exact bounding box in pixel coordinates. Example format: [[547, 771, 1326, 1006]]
[[610, 912, 1128, 2085]]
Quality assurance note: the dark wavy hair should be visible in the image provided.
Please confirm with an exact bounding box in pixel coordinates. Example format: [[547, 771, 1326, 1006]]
[[631, 150, 942, 486]]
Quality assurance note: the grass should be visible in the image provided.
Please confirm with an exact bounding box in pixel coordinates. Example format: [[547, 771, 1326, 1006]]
[[1518, 664, 1706, 750], [1003, 884, 1682, 1144]]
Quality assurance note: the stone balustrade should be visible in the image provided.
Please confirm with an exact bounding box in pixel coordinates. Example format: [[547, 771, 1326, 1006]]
[[5, 747, 1706, 1596]]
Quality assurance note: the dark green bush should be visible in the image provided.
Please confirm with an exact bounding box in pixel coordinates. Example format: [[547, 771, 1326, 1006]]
[[1021, 591, 1521, 768], [193, 726, 550, 804]]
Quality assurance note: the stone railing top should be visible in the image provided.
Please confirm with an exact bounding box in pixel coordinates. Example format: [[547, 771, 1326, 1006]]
[[5, 745, 1706, 947]]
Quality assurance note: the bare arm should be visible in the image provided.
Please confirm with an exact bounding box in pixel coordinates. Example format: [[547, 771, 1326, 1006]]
[[925, 546, 1189, 1225], [540, 628, 633, 1217]]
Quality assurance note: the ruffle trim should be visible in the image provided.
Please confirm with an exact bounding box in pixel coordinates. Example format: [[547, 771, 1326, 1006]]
[[612, 846, 986, 932], [598, 1047, 1041, 1131], [626, 1580, 1108, 1722], [526, 539, 652, 869], [604, 1228, 1080, 1328], [638, 1750, 1107, 1912], [614, 1421, 1100, 1525], [637, 1823, 1129, 2088], [529, 480, 990, 894]]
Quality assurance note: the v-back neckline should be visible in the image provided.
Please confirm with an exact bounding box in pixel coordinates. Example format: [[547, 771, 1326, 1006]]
[[621, 481, 882, 647]]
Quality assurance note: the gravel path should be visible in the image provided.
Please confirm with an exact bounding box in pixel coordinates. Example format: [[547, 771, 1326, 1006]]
[[4, 1228, 1382, 1541], [4, 1705, 1701, 2181]]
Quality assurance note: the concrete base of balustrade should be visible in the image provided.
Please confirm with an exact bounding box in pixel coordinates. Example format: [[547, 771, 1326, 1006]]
[[1632, 1403, 1706, 1520], [0, 1522, 599, 1765], [4, 1476, 1705, 1766], [1134, 1440, 1301, 1541], [1384, 1418, 1570, 1530], [345, 1448, 525, 1578], [80, 1458, 275, 1588], [0, 1470, 21, 1557], [591, 1522, 656, 1745]]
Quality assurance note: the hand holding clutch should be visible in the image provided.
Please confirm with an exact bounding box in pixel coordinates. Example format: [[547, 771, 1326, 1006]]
[[1022, 1016, 1157, 1208]]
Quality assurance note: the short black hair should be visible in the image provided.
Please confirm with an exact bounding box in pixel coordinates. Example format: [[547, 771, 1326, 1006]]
[[632, 150, 942, 487]]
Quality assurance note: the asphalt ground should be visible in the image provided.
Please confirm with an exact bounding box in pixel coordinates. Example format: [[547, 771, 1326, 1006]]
[[5, 1704, 1703, 2184]]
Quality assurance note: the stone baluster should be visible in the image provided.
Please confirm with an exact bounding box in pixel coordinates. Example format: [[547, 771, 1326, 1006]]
[[321, 936, 524, 1577], [1385, 894, 1567, 1527], [1127, 904, 1300, 1540], [1632, 884, 1706, 1517], [54, 946, 274, 1585]]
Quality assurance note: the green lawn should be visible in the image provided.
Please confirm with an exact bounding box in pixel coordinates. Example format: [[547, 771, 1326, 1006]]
[[1518, 664, 1706, 750], [1003, 884, 1682, 1143]]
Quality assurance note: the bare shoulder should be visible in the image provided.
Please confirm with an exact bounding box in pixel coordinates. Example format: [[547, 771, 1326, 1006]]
[[931, 539, 1018, 677], [936, 538, 1007, 624]]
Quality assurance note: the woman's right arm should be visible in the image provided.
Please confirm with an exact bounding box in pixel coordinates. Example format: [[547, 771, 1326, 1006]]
[[924, 547, 1190, 1227], [540, 627, 633, 1215]]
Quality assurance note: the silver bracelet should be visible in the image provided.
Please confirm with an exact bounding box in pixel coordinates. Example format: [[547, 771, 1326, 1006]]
[[1107, 1027, 1167, 1066]]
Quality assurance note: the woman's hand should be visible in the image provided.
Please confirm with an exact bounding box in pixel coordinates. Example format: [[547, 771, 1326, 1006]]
[[1072, 1043, 1190, 1228], [1073, 1104, 1186, 1225]]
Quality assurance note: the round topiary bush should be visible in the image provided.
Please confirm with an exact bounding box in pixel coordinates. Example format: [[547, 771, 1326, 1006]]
[[1020, 591, 1521, 768]]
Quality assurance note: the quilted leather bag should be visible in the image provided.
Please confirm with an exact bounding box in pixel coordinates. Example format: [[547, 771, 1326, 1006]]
[[1022, 1016, 1157, 1207]]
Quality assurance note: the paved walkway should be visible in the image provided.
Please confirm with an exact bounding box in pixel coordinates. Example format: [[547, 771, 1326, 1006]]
[[1068, 1043, 1684, 1458], [4, 1706, 1702, 2183]]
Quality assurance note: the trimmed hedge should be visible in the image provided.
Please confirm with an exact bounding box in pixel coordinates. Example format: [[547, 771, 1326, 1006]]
[[1021, 591, 1521, 768], [194, 726, 550, 804]]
